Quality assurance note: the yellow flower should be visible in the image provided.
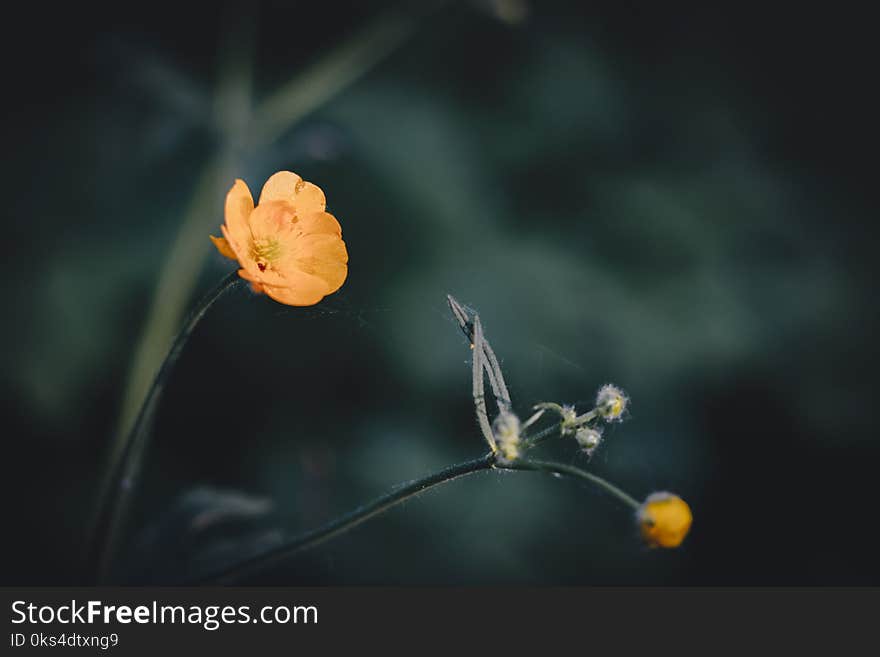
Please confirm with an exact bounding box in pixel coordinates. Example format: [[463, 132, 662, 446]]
[[210, 171, 348, 306], [638, 492, 692, 548]]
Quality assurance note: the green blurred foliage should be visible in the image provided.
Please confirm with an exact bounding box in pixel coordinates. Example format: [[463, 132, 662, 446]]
[[2, 1, 878, 584]]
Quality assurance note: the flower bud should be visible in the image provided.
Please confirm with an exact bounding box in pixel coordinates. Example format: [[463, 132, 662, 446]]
[[559, 404, 578, 435], [596, 384, 628, 422], [492, 411, 522, 465], [637, 492, 692, 548], [533, 402, 579, 434], [574, 427, 602, 455]]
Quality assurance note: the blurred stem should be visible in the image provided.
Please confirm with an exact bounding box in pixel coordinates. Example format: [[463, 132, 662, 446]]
[[197, 453, 641, 585], [87, 270, 243, 583], [252, 7, 425, 147]]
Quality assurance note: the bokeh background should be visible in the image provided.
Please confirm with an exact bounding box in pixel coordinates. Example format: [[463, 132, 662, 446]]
[[3, 1, 878, 585]]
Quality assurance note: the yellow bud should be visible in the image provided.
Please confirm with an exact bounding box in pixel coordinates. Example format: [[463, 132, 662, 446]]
[[638, 492, 692, 548]]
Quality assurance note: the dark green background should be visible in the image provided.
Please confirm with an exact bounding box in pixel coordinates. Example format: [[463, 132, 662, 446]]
[[3, 1, 877, 584]]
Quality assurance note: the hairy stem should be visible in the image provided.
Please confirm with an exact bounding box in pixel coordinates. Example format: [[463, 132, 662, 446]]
[[86, 271, 243, 583], [196, 454, 495, 585], [197, 453, 641, 585], [521, 423, 560, 449], [506, 458, 642, 510]]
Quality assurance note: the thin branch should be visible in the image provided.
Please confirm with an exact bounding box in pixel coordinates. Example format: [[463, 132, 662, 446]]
[[505, 458, 642, 511], [471, 315, 497, 451], [447, 294, 511, 408], [481, 339, 511, 409], [86, 271, 244, 583], [196, 454, 495, 585], [447, 294, 500, 395], [194, 453, 642, 585], [520, 423, 560, 449]]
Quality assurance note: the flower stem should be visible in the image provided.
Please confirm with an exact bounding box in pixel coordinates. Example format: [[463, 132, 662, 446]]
[[196, 454, 496, 585], [521, 423, 560, 449], [86, 270, 243, 583], [196, 454, 642, 585], [505, 458, 642, 511]]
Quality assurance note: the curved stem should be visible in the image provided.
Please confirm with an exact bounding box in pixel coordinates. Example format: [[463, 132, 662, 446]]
[[196, 454, 495, 585], [196, 453, 642, 585], [505, 458, 642, 510], [86, 270, 243, 583]]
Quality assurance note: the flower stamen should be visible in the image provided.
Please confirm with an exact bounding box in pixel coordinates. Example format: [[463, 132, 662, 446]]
[[249, 237, 283, 264]]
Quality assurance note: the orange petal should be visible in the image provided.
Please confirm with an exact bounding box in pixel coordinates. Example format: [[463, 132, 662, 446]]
[[309, 258, 348, 294], [296, 233, 349, 263], [259, 171, 327, 215], [224, 179, 255, 257], [259, 171, 302, 204], [299, 211, 342, 237], [222, 224, 266, 283], [236, 267, 260, 283], [247, 201, 297, 242], [210, 235, 238, 260], [293, 234, 349, 293], [262, 271, 330, 306], [235, 260, 288, 288], [291, 181, 326, 216]]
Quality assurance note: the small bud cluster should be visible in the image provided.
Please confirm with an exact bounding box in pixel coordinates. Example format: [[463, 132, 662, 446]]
[[533, 383, 628, 458]]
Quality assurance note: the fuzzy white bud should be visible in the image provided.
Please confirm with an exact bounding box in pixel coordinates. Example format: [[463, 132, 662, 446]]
[[492, 411, 522, 465], [596, 384, 628, 422]]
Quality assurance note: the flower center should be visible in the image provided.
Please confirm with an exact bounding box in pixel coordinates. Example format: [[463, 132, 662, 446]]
[[249, 237, 283, 271]]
